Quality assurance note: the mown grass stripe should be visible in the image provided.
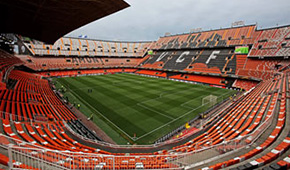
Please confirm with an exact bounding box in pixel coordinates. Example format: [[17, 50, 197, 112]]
[[55, 73, 237, 144], [72, 76, 172, 136]]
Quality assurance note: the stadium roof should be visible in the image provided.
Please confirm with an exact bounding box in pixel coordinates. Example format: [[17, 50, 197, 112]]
[[0, 0, 129, 44]]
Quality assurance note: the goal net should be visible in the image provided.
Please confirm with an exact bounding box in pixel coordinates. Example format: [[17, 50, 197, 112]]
[[202, 95, 218, 107]]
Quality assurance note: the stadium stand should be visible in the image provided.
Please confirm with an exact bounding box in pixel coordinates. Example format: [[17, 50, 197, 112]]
[[200, 71, 288, 170], [0, 50, 23, 90], [17, 55, 143, 71], [22, 37, 153, 58], [172, 74, 281, 153], [152, 25, 256, 50], [39, 68, 137, 77], [2, 70, 77, 120], [249, 25, 290, 58], [1, 63, 284, 169], [140, 49, 237, 75], [1, 23, 290, 169]]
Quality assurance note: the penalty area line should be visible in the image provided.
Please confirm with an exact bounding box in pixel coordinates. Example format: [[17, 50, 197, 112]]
[[135, 102, 208, 141], [137, 103, 175, 120], [135, 89, 235, 141]]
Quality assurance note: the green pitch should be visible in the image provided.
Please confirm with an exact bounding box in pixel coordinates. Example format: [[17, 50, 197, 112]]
[[54, 73, 236, 145]]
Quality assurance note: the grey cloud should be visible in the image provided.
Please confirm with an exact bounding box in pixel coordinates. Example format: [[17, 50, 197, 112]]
[[66, 0, 290, 41]]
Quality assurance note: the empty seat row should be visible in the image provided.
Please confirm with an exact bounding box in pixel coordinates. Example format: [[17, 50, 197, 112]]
[[201, 72, 288, 170]]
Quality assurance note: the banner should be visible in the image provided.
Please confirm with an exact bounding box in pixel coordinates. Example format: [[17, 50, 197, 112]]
[[148, 50, 153, 55], [235, 46, 249, 54]]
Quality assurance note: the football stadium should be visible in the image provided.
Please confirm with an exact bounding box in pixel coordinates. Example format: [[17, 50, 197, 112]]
[[0, 0, 290, 169]]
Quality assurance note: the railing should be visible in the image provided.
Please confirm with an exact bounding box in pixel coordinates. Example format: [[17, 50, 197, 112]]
[[0, 111, 43, 123], [4, 129, 255, 170], [0, 111, 65, 134], [1, 130, 244, 170]]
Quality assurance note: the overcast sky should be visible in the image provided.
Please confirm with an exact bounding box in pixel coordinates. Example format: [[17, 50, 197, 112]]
[[66, 0, 290, 41]]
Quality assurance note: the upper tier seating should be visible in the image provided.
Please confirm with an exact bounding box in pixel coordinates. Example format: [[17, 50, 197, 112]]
[[140, 49, 239, 75], [23, 37, 153, 57], [152, 25, 256, 50], [249, 26, 290, 57]]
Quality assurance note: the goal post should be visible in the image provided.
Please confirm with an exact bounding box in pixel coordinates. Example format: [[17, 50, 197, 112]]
[[202, 95, 218, 107]]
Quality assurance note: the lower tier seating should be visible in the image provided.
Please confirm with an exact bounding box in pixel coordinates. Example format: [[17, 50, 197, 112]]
[[201, 72, 288, 170], [67, 119, 101, 141]]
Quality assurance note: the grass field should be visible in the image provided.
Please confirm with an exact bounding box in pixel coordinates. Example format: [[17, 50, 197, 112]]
[[54, 73, 237, 145]]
